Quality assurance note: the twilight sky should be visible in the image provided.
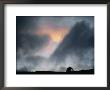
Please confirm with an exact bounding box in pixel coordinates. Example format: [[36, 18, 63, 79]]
[[16, 16, 94, 72]]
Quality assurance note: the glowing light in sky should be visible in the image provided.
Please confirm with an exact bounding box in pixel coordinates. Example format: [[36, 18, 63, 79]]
[[34, 25, 70, 58], [36, 25, 69, 43]]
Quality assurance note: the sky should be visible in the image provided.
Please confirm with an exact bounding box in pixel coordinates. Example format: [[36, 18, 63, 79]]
[[16, 16, 94, 72]]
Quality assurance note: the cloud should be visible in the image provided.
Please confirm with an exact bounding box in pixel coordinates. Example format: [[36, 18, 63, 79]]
[[50, 20, 94, 71], [36, 16, 94, 29], [51, 21, 94, 56], [17, 33, 49, 53], [16, 55, 46, 71]]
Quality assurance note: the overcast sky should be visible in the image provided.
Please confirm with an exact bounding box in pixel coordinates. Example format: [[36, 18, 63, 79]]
[[16, 16, 94, 72]]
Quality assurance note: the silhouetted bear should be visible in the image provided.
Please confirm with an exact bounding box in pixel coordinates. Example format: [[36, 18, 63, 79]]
[[66, 67, 74, 72]]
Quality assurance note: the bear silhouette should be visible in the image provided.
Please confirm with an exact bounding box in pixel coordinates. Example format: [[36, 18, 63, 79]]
[[66, 67, 74, 72]]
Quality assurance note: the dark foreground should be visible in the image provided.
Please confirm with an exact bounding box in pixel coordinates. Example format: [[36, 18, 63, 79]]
[[16, 69, 94, 74]]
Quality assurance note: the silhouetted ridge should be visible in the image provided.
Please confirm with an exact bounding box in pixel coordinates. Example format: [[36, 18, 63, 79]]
[[16, 69, 94, 74]]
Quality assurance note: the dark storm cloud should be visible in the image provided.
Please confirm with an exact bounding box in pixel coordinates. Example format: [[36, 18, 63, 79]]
[[52, 21, 94, 57], [17, 33, 49, 54], [16, 16, 49, 53], [50, 20, 94, 71], [63, 20, 94, 48], [16, 16, 39, 31]]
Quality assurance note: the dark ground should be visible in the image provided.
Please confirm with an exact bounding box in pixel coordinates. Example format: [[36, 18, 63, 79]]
[[16, 69, 94, 74]]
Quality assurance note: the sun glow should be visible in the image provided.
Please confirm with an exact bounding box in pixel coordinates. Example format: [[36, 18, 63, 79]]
[[36, 26, 69, 43], [34, 25, 70, 58]]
